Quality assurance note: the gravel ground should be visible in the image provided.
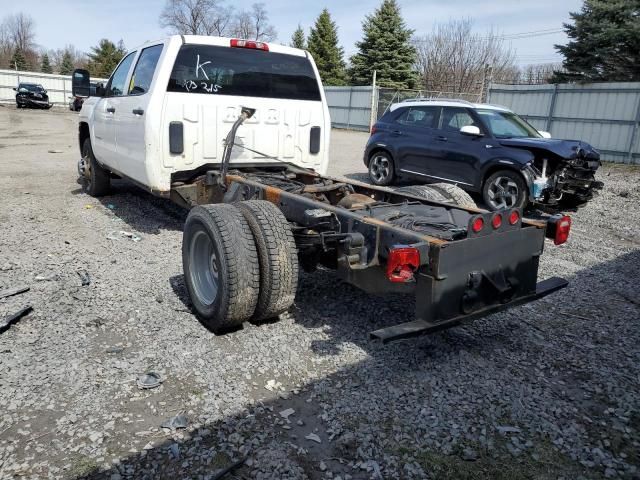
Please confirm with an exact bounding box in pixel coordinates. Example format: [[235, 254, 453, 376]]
[[0, 106, 639, 480]]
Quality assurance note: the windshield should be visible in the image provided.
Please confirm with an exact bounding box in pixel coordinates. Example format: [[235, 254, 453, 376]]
[[19, 84, 44, 93], [167, 44, 321, 101], [476, 109, 541, 139]]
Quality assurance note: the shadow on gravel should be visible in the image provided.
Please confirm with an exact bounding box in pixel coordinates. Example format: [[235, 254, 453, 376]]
[[71, 179, 187, 234], [73, 250, 640, 479]]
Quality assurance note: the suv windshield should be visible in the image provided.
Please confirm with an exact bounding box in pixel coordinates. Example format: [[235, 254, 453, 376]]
[[167, 44, 321, 101], [476, 109, 541, 139]]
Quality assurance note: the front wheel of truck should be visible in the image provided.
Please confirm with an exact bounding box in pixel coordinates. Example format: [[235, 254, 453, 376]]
[[182, 204, 260, 333], [81, 138, 110, 197]]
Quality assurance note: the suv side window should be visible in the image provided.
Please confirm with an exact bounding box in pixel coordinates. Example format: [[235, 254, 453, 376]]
[[395, 106, 438, 129], [129, 45, 163, 95], [440, 107, 480, 133], [106, 52, 136, 97]]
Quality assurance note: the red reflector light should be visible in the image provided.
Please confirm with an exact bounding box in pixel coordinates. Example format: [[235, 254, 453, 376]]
[[508, 209, 520, 225], [554, 215, 571, 245], [491, 213, 503, 229], [471, 216, 484, 233], [370, 125, 377, 134], [386, 247, 420, 283], [230, 39, 269, 51]]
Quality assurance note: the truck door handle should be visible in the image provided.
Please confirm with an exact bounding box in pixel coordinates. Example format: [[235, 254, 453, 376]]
[[436, 135, 448, 141], [132, 108, 144, 115], [106, 107, 115, 113]]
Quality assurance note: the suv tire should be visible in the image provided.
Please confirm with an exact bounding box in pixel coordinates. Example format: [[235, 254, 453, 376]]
[[482, 170, 527, 211], [182, 204, 260, 332], [429, 183, 477, 208], [368, 151, 395, 186], [237, 201, 299, 322], [81, 138, 111, 197]]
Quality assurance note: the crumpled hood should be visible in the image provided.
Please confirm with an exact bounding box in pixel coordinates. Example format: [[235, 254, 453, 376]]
[[498, 137, 600, 161]]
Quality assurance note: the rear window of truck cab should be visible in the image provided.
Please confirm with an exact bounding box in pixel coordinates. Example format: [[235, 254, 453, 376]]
[[167, 44, 321, 101]]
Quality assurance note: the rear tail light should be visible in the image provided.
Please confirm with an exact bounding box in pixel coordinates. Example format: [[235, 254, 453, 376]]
[[508, 209, 520, 225], [546, 214, 571, 245], [471, 216, 484, 233], [387, 247, 420, 283], [491, 213, 503, 229], [230, 39, 269, 51]]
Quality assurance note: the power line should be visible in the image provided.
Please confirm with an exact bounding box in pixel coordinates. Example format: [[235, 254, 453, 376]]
[[412, 28, 564, 43]]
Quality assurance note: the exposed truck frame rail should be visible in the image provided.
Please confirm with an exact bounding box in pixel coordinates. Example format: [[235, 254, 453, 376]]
[[166, 109, 569, 342]]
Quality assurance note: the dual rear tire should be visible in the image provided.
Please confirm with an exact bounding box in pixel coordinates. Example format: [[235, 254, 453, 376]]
[[182, 200, 298, 333]]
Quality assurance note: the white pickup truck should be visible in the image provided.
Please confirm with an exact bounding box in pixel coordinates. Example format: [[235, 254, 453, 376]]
[[72, 35, 571, 341], [75, 35, 331, 196]]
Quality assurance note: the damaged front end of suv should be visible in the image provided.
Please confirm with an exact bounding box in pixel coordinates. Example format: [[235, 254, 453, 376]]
[[507, 138, 604, 211]]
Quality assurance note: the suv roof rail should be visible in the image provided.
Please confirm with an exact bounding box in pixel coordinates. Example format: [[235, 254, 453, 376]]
[[401, 97, 475, 106]]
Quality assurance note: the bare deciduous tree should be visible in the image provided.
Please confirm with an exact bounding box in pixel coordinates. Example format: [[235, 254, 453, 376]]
[[3, 13, 36, 52], [160, 0, 234, 36], [231, 3, 277, 41], [516, 63, 563, 85], [413, 19, 518, 95]]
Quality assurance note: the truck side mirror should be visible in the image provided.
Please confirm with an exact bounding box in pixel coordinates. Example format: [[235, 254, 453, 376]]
[[72, 69, 91, 97]]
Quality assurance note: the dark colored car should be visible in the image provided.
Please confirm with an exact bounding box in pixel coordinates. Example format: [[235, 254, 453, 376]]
[[69, 82, 98, 111], [364, 100, 603, 211], [14, 83, 52, 109]]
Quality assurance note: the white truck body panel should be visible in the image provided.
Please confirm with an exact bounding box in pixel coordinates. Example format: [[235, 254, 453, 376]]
[[79, 35, 331, 194]]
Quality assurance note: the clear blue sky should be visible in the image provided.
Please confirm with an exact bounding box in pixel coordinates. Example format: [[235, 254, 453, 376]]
[[3, 0, 583, 65]]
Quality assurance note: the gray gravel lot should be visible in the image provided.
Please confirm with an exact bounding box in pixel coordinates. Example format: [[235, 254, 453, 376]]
[[0, 106, 639, 480]]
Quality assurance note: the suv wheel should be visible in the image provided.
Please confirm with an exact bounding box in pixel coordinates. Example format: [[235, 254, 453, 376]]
[[368, 152, 395, 186], [482, 170, 527, 211]]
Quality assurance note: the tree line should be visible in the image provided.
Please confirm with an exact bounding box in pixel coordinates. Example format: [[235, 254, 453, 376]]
[[1, 0, 637, 91]]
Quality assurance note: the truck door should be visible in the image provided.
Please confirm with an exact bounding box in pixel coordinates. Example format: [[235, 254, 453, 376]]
[[91, 52, 136, 170], [113, 44, 164, 184]]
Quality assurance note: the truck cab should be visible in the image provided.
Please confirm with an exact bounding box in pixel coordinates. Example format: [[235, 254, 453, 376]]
[[75, 35, 331, 195]]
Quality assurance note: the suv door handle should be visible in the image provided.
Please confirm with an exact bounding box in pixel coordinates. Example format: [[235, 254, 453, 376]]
[[132, 108, 144, 115], [106, 107, 115, 113], [436, 135, 448, 141], [391, 130, 403, 136]]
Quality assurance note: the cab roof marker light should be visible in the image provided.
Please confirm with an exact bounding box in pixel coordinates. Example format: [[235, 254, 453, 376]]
[[230, 39, 269, 51]]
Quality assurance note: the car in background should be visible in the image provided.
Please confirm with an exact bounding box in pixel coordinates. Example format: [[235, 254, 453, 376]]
[[364, 99, 603, 211], [14, 83, 52, 109], [69, 82, 98, 111]]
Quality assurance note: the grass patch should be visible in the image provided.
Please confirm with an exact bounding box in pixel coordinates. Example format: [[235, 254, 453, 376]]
[[67, 456, 99, 478]]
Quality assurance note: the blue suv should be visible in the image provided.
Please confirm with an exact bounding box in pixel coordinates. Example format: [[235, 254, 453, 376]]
[[364, 99, 602, 211]]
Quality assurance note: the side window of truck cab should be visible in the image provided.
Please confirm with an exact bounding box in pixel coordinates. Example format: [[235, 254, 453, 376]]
[[105, 52, 136, 97]]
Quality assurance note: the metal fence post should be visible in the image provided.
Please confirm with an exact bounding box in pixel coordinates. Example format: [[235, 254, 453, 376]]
[[346, 87, 353, 129], [368, 70, 377, 133], [546, 84, 559, 132], [627, 95, 640, 164]]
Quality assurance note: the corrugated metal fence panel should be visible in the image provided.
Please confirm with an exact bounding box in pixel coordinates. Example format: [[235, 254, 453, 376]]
[[0, 69, 108, 106], [488, 82, 640, 164], [324, 86, 372, 131]]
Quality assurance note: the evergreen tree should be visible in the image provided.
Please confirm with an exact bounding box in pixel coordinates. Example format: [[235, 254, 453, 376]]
[[307, 9, 347, 86], [290, 24, 306, 49], [349, 0, 417, 88], [40, 53, 53, 74], [553, 0, 640, 82], [87, 39, 127, 78], [10, 49, 28, 71], [59, 52, 74, 75]]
